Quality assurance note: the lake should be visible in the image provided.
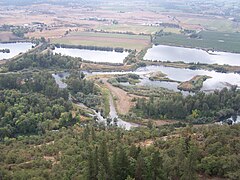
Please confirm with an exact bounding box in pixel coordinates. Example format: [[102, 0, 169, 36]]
[[54, 47, 129, 63], [144, 45, 240, 66], [0, 42, 34, 60]]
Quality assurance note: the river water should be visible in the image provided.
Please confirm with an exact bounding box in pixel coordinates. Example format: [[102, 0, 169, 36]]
[[0, 42, 34, 60], [52, 72, 139, 130], [144, 45, 240, 66]]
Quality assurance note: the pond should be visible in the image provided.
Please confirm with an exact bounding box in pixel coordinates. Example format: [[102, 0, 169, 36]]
[[88, 65, 240, 93], [54, 47, 129, 63], [0, 42, 34, 60], [144, 45, 240, 66], [136, 66, 240, 91]]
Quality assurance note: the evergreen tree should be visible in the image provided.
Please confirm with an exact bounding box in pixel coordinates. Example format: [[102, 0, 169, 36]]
[[135, 154, 145, 180], [99, 140, 111, 179]]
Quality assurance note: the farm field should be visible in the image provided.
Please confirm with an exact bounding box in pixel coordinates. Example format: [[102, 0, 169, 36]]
[[52, 31, 151, 50], [96, 24, 181, 34], [154, 31, 240, 53], [0, 31, 22, 42], [179, 17, 235, 32]]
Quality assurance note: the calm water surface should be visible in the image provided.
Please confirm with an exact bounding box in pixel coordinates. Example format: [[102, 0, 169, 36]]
[[54, 47, 129, 63], [144, 45, 240, 66], [0, 42, 34, 60], [88, 65, 240, 93]]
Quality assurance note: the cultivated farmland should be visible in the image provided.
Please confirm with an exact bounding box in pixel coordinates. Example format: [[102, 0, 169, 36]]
[[154, 31, 240, 53], [51, 31, 151, 51]]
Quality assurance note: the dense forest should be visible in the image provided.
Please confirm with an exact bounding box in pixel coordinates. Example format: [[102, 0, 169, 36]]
[[0, 124, 239, 179], [134, 87, 240, 124], [0, 72, 74, 139], [6, 52, 81, 72], [0, 45, 240, 179]]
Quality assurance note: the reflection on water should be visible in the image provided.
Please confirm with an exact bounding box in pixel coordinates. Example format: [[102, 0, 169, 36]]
[[144, 45, 240, 66], [54, 47, 129, 63], [136, 66, 240, 92], [0, 42, 34, 60], [87, 65, 240, 93]]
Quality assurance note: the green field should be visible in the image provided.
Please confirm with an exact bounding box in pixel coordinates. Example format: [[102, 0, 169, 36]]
[[182, 18, 235, 32], [96, 24, 181, 34], [154, 31, 240, 53], [52, 31, 151, 50]]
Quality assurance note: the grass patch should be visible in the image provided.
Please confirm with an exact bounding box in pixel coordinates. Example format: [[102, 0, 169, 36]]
[[101, 86, 110, 117], [107, 78, 176, 97], [153, 31, 240, 53], [148, 71, 179, 82], [178, 75, 211, 92]]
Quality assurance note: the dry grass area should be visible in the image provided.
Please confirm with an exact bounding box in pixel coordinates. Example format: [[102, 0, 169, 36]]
[[52, 31, 151, 50], [135, 139, 154, 147], [27, 28, 72, 39], [154, 119, 179, 126], [0, 32, 22, 42], [102, 78, 136, 115], [80, 62, 135, 71]]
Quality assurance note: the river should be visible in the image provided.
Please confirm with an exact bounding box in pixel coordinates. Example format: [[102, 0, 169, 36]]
[[52, 73, 139, 130]]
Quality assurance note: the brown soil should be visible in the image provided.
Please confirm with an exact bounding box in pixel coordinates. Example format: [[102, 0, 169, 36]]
[[0, 32, 20, 42], [154, 119, 179, 126], [102, 78, 139, 115], [43, 156, 59, 165], [136, 139, 154, 147]]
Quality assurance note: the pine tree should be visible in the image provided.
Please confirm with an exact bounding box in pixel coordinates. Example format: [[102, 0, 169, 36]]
[[86, 150, 95, 180], [99, 140, 111, 179], [135, 154, 145, 180], [150, 151, 166, 180], [117, 146, 129, 180], [93, 146, 99, 179]]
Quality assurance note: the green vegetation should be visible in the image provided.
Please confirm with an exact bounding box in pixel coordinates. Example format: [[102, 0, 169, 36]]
[[134, 87, 240, 124], [153, 31, 240, 53], [108, 79, 176, 97], [0, 72, 74, 139], [101, 87, 111, 117], [149, 71, 179, 82], [1, 1, 240, 179], [109, 74, 140, 85], [0, 49, 10, 53], [0, 121, 240, 179], [6, 52, 81, 72], [178, 75, 211, 92]]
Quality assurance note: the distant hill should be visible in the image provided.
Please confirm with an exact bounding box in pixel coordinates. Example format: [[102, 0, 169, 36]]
[[0, 0, 100, 6]]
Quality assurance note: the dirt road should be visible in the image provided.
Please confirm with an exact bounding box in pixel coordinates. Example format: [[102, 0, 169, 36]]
[[102, 79, 136, 115]]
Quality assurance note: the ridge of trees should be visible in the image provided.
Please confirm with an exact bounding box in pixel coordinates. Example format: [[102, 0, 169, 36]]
[[134, 86, 240, 124]]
